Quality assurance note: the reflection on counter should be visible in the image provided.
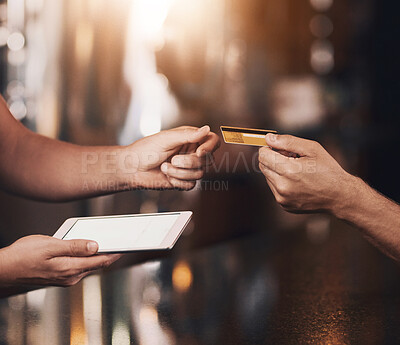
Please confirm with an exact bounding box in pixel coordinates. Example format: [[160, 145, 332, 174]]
[[2, 218, 400, 344]]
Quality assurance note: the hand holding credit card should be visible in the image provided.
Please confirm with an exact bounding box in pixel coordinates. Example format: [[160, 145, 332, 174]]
[[220, 126, 299, 157]]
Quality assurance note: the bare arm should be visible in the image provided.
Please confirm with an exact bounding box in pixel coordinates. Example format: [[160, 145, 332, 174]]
[[0, 96, 220, 288], [259, 133, 400, 262], [0, 98, 124, 200], [0, 96, 220, 201], [333, 176, 400, 261]]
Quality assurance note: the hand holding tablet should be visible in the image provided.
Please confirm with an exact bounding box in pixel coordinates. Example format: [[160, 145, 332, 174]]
[[53, 212, 192, 253]]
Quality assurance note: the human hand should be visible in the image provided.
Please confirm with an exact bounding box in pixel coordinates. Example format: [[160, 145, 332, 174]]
[[0, 235, 121, 287], [129, 125, 220, 190], [259, 134, 355, 214]]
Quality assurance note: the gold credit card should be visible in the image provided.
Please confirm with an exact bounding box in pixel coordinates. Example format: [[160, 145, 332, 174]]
[[220, 126, 277, 147]]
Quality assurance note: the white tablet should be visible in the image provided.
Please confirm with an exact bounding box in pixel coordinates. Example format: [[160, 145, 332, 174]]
[[53, 211, 192, 253]]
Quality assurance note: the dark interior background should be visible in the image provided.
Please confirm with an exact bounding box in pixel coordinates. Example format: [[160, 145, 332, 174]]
[[0, 0, 399, 253]]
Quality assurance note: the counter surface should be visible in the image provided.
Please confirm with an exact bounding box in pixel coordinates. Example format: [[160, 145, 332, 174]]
[[1, 217, 400, 345]]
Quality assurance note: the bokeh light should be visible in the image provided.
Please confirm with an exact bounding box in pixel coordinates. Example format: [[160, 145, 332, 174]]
[[311, 39, 334, 74], [172, 261, 193, 293], [7, 31, 25, 51], [310, 0, 334, 12]]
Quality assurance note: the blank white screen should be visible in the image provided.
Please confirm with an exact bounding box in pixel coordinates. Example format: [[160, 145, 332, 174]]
[[63, 214, 179, 251]]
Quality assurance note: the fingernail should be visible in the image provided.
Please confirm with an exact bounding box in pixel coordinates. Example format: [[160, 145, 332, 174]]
[[87, 242, 98, 253], [267, 133, 277, 142], [198, 125, 210, 132], [161, 163, 168, 172]]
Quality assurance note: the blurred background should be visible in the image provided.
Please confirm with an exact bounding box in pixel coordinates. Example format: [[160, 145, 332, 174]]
[[1, 0, 400, 344], [0, 0, 391, 245]]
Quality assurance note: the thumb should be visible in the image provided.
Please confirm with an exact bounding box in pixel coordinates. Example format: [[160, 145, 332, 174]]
[[160, 125, 211, 151], [265, 133, 314, 157], [50, 239, 99, 257]]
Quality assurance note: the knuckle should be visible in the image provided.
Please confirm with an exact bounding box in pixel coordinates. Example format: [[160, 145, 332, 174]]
[[212, 133, 221, 145], [58, 263, 72, 274], [284, 165, 294, 175], [71, 277, 82, 286], [275, 194, 286, 205], [69, 241, 80, 256], [62, 278, 78, 287], [49, 258, 70, 273], [258, 147, 267, 156], [102, 259, 114, 269], [99, 259, 111, 269], [276, 183, 290, 197], [196, 169, 205, 179], [258, 154, 268, 166], [213, 133, 221, 144], [308, 140, 322, 154], [312, 141, 322, 151], [68, 269, 82, 277], [286, 164, 299, 175], [64, 281, 75, 287]]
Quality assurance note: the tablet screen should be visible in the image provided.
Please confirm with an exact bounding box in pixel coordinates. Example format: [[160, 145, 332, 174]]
[[63, 213, 180, 251]]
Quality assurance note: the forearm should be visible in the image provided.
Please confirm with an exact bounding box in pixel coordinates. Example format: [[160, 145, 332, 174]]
[[1, 98, 219, 199], [332, 175, 400, 261], [1, 129, 139, 201]]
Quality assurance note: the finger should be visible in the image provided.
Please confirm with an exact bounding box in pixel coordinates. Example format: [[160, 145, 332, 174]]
[[158, 125, 211, 152], [47, 238, 99, 258], [179, 142, 198, 154], [258, 147, 291, 175], [161, 162, 204, 181], [67, 272, 90, 286], [259, 164, 285, 203], [57, 271, 93, 287], [196, 132, 221, 157], [63, 254, 122, 275], [265, 134, 316, 157], [171, 153, 211, 169], [274, 149, 300, 158], [259, 160, 281, 183], [78, 254, 122, 272], [166, 176, 196, 190]]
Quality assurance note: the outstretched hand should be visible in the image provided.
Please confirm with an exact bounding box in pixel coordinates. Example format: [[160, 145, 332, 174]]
[[259, 133, 353, 214], [129, 125, 220, 190], [0, 235, 121, 287]]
